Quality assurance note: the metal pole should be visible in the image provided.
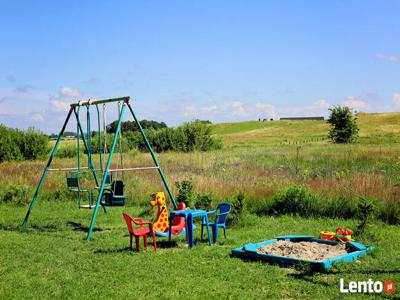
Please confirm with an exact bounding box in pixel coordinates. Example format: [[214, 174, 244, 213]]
[[86, 106, 91, 168], [96, 104, 103, 171], [74, 109, 100, 187], [76, 107, 81, 206], [22, 108, 74, 226], [126, 102, 177, 209], [71, 96, 130, 107], [86, 104, 127, 240]]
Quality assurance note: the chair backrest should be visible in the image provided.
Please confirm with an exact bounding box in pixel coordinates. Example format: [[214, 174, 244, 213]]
[[215, 202, 231, 225], [122, 212, 136, 235], [112, 180, 124, 196], [66, 177, 79, 189], [104, 173, 112, 185]]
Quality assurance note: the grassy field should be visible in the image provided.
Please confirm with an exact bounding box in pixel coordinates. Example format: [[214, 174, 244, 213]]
[[1, 112, 400, 299]]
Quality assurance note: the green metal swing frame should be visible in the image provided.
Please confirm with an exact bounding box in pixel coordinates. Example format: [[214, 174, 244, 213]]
[[22, 96, 177, 240]]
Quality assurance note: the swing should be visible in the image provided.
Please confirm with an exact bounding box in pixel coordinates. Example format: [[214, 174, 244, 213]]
[[23, 96, 178, 240], [99, 102, 126, 207], [64, 106, 96, 208]]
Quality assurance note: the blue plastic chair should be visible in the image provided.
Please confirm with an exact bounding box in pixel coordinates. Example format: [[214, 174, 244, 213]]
[[201, 202, 231, 243]]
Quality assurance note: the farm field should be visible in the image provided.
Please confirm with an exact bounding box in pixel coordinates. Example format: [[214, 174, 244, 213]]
[[0, 112, 400, 299]]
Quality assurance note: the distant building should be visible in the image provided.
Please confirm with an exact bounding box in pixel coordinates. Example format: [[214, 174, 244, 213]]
[[280, 116, 324, 121]]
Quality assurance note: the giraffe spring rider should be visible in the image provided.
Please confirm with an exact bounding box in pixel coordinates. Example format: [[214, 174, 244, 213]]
[[150, 192, 186, 236], [150, 192, 170, 232]]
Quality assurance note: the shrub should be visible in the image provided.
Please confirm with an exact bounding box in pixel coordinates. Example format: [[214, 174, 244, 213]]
[[0, 125, 23, 162], [230, 191, 245, 225], [194, 192, 214, 210], [175, 179, 194, 208], [176, 121, 222, 152], [327, 106, 359, 143], [2, 184, 30, 205], [106, 119, 167, 134], [21, 128, 50, 160], [87, 132, 131, 154], [377, 200, 400, 225], [56, 145, 77, 158], [0, 125, 49, 161], [135, 121, 222, 153], [270, 185, 316, 217], [355, 196, 377, 236]]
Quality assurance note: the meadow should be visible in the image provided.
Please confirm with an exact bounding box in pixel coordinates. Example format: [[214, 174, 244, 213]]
[[0, 112, 399, 299]]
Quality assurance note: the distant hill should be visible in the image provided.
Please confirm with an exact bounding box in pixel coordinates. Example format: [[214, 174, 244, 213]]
[[211, 112, 400, 147]]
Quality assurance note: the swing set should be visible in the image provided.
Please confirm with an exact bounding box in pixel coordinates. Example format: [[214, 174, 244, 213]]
[[22, 96, 177, 240]]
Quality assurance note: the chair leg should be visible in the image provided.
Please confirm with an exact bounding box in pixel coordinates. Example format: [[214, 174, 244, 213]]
[[135, 236, 140, 252], [143, 235, 148, 249], [212, 225, 218, 244], [151, 231, 157, 252], [223, 226, 226, 239], [201, 223, 204, 240], [129, 234, 133, 251]]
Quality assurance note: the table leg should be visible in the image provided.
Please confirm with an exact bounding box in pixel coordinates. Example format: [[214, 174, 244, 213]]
[[187, 213, 193, 248], [204, 214, 212, 246], [168, 213, 173, 243]]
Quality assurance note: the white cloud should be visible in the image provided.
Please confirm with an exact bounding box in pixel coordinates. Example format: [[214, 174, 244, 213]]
[[376, 53, 399, 63], [32, 113, 44, 122], [183, 105, 198, 116], [231, 101, 249, 116], [343, 96, 368, 111], [51, 100, 70, 112], [60, 87, 81, 97], [255, 103, 278, 119], [393, 93, 400, 110], [315, 99, 330, 109]]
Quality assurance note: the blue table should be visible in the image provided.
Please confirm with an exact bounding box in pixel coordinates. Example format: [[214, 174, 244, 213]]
[[168, 209, 212, 248]]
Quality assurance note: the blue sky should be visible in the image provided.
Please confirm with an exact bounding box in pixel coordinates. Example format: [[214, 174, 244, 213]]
[[0, 1, 399, 133]]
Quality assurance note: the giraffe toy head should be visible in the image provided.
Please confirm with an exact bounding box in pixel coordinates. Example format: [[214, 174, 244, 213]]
[[150, 192, 166, 207]]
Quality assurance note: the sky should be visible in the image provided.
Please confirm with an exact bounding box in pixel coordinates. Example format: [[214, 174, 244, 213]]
[[0, 0, 399, 133]]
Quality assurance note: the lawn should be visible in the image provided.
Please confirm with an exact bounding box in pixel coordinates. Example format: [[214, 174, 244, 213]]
[[1, 202, 399, 299], [1, 112, 399, 299]]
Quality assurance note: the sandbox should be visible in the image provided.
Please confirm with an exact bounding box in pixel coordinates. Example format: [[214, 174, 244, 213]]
[[231, 235, 374, 272]]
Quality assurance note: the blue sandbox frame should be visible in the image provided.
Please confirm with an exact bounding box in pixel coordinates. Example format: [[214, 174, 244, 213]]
[[231, 235, 374, 272]]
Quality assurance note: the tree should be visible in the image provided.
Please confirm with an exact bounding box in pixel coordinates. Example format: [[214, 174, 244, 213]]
[[327, 106, 359, 143]]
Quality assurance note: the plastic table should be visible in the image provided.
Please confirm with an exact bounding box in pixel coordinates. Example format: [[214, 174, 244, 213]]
[[168, 209, 212, 248]]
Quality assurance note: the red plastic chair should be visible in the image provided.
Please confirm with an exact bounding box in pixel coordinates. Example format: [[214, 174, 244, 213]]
[[122, 212, 157, 252]]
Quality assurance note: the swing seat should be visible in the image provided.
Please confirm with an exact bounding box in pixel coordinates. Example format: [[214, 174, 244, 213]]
[[100, 180, 126, 206]]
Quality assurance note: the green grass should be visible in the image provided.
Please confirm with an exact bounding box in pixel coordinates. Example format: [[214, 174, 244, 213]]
[[1, 112, 400, 299], [1, 201, 399, 299]]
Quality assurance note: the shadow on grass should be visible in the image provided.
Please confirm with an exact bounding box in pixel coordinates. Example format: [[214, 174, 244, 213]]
[[0, 223, 62, 233], [67, 221, 108, 233], [94, 241, 179, 254]]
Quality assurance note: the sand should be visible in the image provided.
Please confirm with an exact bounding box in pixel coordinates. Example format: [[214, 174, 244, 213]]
[[257, 240, 348, 261]]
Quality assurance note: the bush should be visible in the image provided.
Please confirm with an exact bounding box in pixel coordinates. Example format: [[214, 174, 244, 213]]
[[0, 125, 49, 161], [21, 128, 50, 160], [135, 121, 222, 153], [176, 121, 222, 152], [2, 184, 30, 205], [56, 145, 78, 158], [327, 106, 359, 143], [175, 179, 194, 208], [355, 196, 377, 236], [377, 200, 400, 225], [229, 191, 245, 225], [269, 185, 316, 217], [0, 125, 23, 162], [87, 132, 131, 154], [194, 192, 214, 210]]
